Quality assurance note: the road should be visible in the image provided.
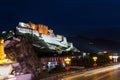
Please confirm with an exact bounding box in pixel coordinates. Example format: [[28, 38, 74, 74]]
[[60, 64, 120, 80]]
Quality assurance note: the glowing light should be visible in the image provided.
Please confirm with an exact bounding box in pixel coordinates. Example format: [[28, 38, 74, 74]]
[[0, 60, 5, 64], [109, 55, 113, 60], [113, 56, 119, 63], [0, 39, 5, 60], [113, 56, 118, 59], [0, 39, 14, 64], [92, 57, 97, 61], [103, 51, 107, 53], [64, 57, 71, 65]]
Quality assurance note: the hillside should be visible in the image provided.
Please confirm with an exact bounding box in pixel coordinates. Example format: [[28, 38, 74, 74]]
[[2, 22, 78, 54], [4, 36, 42, 79]]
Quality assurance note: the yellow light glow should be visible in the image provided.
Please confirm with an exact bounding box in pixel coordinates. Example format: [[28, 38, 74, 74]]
[[92, 57, 98, 61], [65, 57, 71, 65], [0, 60, 5, 64], [0, 39, 14, 64], [0, 39, 5, 60], [109, 56, 113, 60]]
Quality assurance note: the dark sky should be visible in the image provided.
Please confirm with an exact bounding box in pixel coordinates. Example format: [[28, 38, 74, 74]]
[[0, 0, 120, 41]]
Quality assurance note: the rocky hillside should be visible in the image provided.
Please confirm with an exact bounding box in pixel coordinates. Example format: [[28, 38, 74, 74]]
[[2, 22, 79, 53], [4, 35, 42, 79]]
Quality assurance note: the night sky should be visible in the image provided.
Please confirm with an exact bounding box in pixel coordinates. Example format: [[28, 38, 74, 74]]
[[0, 0, 120, 41]]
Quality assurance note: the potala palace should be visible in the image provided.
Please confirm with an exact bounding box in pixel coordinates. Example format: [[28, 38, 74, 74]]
[[16, 22, 74, 52]]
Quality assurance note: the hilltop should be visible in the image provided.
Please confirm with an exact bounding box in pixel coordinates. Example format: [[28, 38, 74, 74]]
[[2, 22, 79, 54]]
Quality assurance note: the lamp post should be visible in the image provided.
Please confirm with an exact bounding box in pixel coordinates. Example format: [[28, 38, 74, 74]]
[[64, 57, 71, 71], [109, 55, 113, 64], [92, 56, 97, 68]]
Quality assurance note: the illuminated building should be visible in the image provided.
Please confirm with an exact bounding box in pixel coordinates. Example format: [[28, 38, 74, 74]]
[[0, 39, 14, 77], [16, 22, 74, 51], [0, 39, 5, 64], [28, 22, 49, 34], [0, 39, 14, 64], [29, 22, 38, 30], [38, 24, 44, 34]]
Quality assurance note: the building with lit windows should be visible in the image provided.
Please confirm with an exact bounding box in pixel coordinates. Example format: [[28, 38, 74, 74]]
[[16, 22, 74, 51]]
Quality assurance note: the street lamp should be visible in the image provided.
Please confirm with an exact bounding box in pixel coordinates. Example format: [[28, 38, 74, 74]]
[[92, 56, 98, 68], [109, 55, 113, 64], [64, 57, 71, 71]]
